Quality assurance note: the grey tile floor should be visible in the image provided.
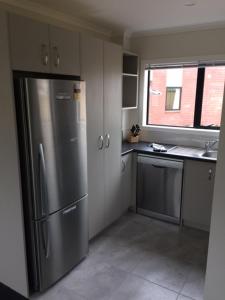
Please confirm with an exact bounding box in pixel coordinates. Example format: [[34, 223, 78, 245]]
[[33, 212, 209, 300]]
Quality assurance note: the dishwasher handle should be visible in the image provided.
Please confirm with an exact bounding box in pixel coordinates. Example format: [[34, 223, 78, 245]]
[[152, 164, 167, 169], [138, 155, 183, 170]]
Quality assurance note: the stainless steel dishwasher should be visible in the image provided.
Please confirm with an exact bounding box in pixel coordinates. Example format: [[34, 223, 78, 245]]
[[137, 154, 183, 224]]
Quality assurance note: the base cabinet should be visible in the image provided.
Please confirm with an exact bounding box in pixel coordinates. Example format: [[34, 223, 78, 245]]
[[121, 154, 133, 213], [182, 160, 216, 231]]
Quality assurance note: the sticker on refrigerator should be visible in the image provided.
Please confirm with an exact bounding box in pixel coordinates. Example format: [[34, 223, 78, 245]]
[[73, 83, 81, 101]]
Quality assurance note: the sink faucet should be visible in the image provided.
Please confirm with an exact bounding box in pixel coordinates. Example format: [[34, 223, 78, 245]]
[[205, 139, 219, 152]]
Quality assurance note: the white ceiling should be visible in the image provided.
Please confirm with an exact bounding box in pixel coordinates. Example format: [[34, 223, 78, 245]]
[[27, 0, 225, 36]]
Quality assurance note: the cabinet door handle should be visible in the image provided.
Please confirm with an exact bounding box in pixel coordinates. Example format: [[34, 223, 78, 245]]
[[208, 168, 213, 180], [105, 134, 110, 148], [53, 46, 60, 67], [98, 135, 104, 150], [41, 44, 49, 66]]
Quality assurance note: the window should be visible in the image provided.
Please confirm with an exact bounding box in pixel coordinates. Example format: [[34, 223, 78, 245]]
[[145, 64, 225, 129], [166, 87, 181, 111]]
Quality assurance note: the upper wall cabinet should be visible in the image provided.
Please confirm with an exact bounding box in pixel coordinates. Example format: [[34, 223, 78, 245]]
[[49, 26, 80, 75], [9, 14, 49, 73], [8, 14, 80, 75]]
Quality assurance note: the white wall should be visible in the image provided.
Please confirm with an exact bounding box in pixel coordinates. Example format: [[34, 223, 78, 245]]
[[204, 90, 225, 299], [0, 9, 28, 297], [131, 27, 225, 60], [122, 109, 139, 140], [129, 27, 225, 147]]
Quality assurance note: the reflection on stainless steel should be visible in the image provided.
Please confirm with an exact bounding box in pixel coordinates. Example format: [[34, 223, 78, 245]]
[[14, 75, 88, 293], [137, 155, 183, 224], [168, 146, 204, 157], [201, 151, 218, 159]]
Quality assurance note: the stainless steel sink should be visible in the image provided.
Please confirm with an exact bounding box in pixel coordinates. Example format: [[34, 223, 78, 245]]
[[201, 151, 217, 159]]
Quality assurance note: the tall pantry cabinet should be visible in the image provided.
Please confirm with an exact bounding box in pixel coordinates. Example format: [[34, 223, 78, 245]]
[[80, 35, 122, 239]]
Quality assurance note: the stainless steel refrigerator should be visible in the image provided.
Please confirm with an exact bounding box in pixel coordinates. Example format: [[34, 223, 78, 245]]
[[14, 73, 88, 293]]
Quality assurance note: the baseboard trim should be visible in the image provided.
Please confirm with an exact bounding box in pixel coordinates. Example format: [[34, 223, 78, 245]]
[[183, 220, 210, 232]]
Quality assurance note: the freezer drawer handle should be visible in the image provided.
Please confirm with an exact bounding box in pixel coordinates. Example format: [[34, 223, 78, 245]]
[[39, 143, 49, 217], [63, 205, 77, 215]]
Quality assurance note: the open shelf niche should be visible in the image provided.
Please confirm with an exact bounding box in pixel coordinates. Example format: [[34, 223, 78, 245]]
[[122, 52, 139, 109]]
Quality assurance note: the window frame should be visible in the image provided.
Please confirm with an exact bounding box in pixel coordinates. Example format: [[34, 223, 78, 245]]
[[165, 86, 182, 111], [146, 65, 224, 130]]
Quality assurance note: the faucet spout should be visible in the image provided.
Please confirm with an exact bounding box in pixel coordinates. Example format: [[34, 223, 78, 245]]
[[205, 139, 219, 152]]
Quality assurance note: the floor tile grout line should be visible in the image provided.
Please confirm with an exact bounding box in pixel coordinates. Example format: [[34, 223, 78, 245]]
[[178, 293, 196, 300], [99, 262, 180, 295], [128, 270, 181, 295], [90, 213, 207, 298]]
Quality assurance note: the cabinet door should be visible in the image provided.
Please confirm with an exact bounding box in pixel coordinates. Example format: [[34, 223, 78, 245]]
[[182, 160, 216, 231], [0, 10, 29, 297], [9, 14, 50, 73], [121, 154, 133, 213], [49, 26, 80, 75], [80, 35, 104, 239], [103, 41, 122, 227]]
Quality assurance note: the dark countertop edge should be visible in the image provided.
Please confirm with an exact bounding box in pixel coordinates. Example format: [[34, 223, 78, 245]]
[[121, 147, 217, 163], [121, 149, 134, 156]]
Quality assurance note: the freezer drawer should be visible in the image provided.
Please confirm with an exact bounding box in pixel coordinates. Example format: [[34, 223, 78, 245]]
[[137, 155, 183, 224], [35, 195, 88, 292]]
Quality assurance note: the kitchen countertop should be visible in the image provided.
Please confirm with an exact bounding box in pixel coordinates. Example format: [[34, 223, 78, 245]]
[[122, 142, 217, 163]]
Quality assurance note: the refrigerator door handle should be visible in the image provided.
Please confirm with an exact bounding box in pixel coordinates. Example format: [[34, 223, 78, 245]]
[[41, 220, 50, 259], [39, 143, 49, 217]]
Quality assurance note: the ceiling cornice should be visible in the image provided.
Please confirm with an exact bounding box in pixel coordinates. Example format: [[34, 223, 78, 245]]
[[131, 21, 225, 39], [0, 0, 112, 37]]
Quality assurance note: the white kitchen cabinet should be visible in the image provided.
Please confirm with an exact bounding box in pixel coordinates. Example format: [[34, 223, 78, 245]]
[[121, 154, 133, 212], [103, 41, 122, 227], [0, 9, 29, 297], [49, 25, 80, 75], [9, 14, 50, 73], [80, 35, 122, 239], [182, 160, 216, 231], [9, 14, 80, 75], [80, 35, 105, 239]]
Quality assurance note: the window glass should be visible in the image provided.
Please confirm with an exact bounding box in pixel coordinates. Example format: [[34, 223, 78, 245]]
[[200, 66, 225, 127], [166, 87, 181, 111], [147, 67, 198, 127]]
